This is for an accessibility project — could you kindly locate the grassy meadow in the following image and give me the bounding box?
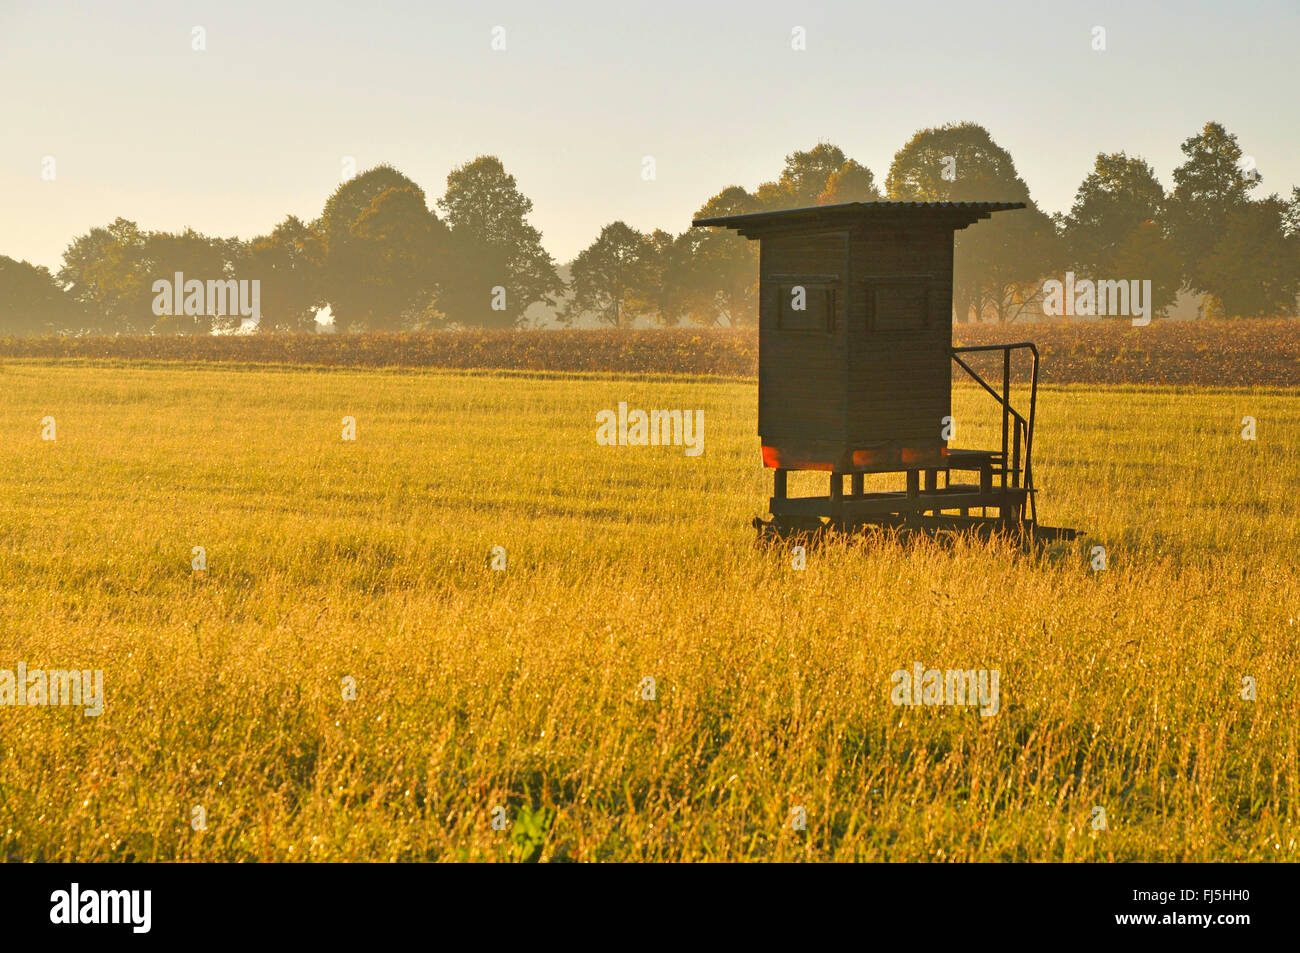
[1,359,1297,861]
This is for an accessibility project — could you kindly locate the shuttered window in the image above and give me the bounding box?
[765,275,840,333]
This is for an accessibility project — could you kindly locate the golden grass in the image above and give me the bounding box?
[0,361,1296,861]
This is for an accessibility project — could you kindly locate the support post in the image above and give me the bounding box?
[1011,421,1021,489]
[1001,347,1011,491]
[773,468,787,500]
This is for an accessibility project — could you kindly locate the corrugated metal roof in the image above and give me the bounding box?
[693,201,1026,229]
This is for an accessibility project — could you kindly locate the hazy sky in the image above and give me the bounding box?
[3,0,1297,272]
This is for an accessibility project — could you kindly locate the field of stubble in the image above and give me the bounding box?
[1,360,1296,861]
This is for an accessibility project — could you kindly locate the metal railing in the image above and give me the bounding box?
[949,342,1039,524]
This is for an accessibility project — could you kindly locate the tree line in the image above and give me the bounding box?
[2,121,1297,335]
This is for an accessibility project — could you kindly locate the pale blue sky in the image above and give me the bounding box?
[2,0,1297,271]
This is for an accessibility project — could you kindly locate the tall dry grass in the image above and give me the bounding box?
[0,361,1295,860]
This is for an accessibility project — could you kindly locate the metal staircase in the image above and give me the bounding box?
[948,342,1039,526]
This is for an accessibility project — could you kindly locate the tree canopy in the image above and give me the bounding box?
[564,222,654,328]
[1059,153,1181,318]
[0,257,84,335]
[887,122,1058,321]
[13,126,1299,337]
[437,156,564,328]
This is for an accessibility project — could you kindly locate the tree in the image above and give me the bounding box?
[818,159,881,204]
[1197,196,1300,317]
[59,220,254,333]
[1285,187,1300,309]
[437,156,564,327]
[58,218,152,332]
[686,148,881,325]
[144,228,247,334]
[1062,153,1165,265]
[245,216,324,332]
[564,222,654,328]
[886,123,1023,203]
[319,166,449,331]
[1283,186,1300,239]
[690,186,763,326]
[644,228,706,326]
[1167,122,1274,314]
[756,143,849,208]
[0,257,84,335]
[886,122,1057,322]
[320,165,420,249]
[342,185,448,331]
[431,231,511,328]
[1060,153,1181,318]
